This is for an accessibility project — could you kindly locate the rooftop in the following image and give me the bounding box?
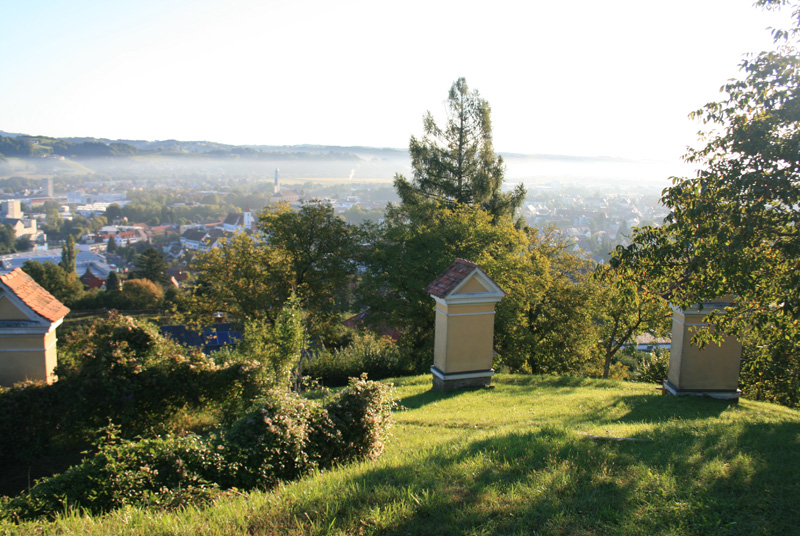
[0,268,70,322]
[425,258,479,298]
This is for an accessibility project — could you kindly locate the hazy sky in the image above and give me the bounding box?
[0,0,791,164]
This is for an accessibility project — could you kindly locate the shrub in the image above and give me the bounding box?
[0,381,74,466]
[0,314,255,469]
[304,332,409,386]
[1,377,397,520]
[116,278,164,309]
[220,389,319,489]
[2,426,227,521]
[633,348,670,383]
[232,293,306,391]
[322,375,397,461]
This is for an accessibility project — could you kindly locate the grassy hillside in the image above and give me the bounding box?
[4,374,799,535]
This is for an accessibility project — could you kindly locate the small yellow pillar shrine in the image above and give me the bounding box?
[426,259,505,391]
[663,297,742,400]
[0,268,70,386]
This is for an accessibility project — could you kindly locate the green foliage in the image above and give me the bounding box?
[633,348,670,384]
[21,261,84,306]
[117,278,164,309]
[360,203,532,370]
[0,136,34,157]
[1,377,397,521]
[0,314,259,475]
[394,77,526,223]
[132,247,169,286]
[303,332,409,386]
[0,224,16,254]
[232,293,306,391]
[593,267,672,379]
[2,427,226,521]
[105,270,120,292]
[0,380,70,467]
[259,201,360,339]
[8,376,800,534]
[322,375,396,462]
[187,232,292,324]
[220,390,321,489]
[609,5,800,406]
[59,235,77,274]
[360,203,608,376]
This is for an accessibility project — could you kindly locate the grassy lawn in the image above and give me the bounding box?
[4,374,800,535]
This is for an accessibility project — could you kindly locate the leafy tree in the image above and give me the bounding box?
[394,77,526,223]
[105,270,121,293]
[132,248,169,286]
[0,136,34,157]
[0,224,15,254]
[187,233,292,324]
[14,236,32,252]
[117,278,164,310]
[59,235,77,274]
[233,293,306,390]
[259,201,360,337]
[106,236,117,253]
[495,232,601,375]
[21,261,84,305]
[610,1,800,406]
[105,203,123,223]
[360,203,546,371]
[593,268,671,379]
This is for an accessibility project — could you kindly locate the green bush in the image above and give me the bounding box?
[322,375,397,461]
[2,377,397,520]
[1,426,227,521]
[633,348,670,383]
[0,314,257,469]
[220,389,320,489]
[0,381,74,466]
[304,332,409,386]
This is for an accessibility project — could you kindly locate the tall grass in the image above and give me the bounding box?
[4,374,799,535]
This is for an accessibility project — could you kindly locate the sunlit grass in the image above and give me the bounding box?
[4,374,800,535]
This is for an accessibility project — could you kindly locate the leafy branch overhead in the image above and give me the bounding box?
[610,2,800,406]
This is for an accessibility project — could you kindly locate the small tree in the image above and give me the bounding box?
[59,234,76,274]
[105,270,121,293]
[117,278,164,310]
[234,293,306,391]
[394,77,526,223]
[22,260,84,305]
[132,248,169,286]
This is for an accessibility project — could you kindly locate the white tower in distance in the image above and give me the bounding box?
[274,168,280,194]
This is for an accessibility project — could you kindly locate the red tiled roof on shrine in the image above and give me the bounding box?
[425,258,479,298]
[0,268,70,322]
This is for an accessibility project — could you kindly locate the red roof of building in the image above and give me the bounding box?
[425,258,479,298]
[0,268,70,322]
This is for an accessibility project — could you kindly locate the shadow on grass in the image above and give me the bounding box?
[261,400,800,536]
[399,387,478,410]
[399,374,608,411]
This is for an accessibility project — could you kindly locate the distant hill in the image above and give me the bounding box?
[0,130,684,186]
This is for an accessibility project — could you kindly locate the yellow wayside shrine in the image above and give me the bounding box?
[663,297,742,400]
[0,269,70,386]
[426,259,505,391]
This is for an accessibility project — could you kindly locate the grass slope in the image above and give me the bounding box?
[4,374,800,535]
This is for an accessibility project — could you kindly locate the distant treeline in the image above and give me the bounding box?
[0,135,138,159]
[0,135,363,161]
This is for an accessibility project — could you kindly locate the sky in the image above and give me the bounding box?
[0,0,793,168]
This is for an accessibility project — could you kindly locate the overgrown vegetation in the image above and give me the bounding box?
[2,375,798,535]
[0,313,397,520]
[1,377,395,521]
